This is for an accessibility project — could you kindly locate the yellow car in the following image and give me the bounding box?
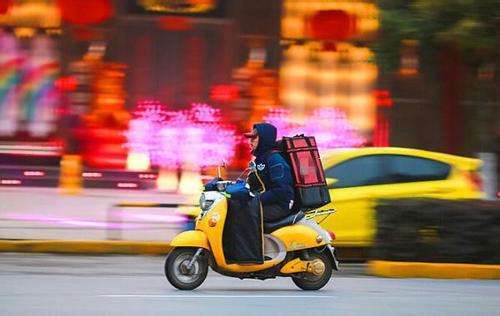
[318,147,483,248]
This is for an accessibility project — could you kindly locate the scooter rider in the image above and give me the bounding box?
[244,122,295,222]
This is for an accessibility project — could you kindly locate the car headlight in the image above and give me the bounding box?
[199,193,214,211]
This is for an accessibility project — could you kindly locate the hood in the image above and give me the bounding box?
[253,122,277,157]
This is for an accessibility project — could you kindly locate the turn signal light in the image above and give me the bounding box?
[208,217,218,227]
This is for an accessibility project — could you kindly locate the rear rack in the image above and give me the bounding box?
[304,208,336,220]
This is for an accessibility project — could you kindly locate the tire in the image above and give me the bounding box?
[165,248,208,290]
[292,249,333,291]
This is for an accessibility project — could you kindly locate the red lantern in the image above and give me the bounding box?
[308,10,357,41]
[210,84,239,102]
[374,89,393,108]
[0,0,12,15]
[55,76,77,92]
[57,0,114,25]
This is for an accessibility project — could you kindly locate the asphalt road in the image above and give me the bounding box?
[1,254,499,316]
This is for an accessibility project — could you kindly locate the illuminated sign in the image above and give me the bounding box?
[138,0,217,14]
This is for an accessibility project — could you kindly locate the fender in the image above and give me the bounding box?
[324,245,339,271]
[170,230,210,250]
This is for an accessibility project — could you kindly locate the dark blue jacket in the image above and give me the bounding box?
[252,123,295,211]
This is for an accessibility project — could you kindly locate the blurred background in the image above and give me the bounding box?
[0,0,498,251]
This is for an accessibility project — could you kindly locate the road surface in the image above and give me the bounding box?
[1,253,499,315]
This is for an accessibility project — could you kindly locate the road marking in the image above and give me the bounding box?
[101,294,334,299]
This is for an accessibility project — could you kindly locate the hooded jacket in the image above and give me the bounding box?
[252,123,295,211]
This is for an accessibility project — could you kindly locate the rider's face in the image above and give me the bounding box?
[249,134,259,151]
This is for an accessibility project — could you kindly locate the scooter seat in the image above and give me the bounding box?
[264,211,305,234]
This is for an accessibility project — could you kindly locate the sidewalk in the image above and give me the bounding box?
[0,187,197,244]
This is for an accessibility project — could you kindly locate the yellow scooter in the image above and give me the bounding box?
[165,179,339,291]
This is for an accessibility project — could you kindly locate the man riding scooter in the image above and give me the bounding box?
[165,122,338,291]
[244,123,296,222]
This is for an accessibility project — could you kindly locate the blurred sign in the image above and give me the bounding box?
[58,0,114,25]
[138,0,218,14]
[157,16,192,30]
[0,1,60,28]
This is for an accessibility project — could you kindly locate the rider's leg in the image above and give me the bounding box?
[262,204,291,222]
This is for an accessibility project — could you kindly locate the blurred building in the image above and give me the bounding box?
[105,0,281,126]
[0,0,61,140]
[1,1,494,171]
[280,1,379,140]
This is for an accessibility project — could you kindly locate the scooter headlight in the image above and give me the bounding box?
[199,193,214,211]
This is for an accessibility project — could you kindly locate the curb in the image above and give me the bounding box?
[367,260,500,279]
[0,240,172,255]
[0,240,366,261]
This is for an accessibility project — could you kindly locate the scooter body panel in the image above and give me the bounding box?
[195,197,228,266]
[271,223,329,251]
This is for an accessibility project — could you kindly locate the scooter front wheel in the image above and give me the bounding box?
[165,247,208,290]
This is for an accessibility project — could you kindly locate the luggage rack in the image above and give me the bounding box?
[304,208,336,221]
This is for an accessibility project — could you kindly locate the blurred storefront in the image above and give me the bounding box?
[279,0,379,141]
[0,0,61,141]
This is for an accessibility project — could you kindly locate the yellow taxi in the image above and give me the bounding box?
[318,147,483,247]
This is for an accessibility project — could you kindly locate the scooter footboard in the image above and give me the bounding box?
[170,230,210,250]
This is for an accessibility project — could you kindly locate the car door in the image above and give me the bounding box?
[319,154,455,247]
[320,155,383,247]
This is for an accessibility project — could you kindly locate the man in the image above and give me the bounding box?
[244,122,295,222]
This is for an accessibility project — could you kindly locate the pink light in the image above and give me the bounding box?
[2,213,185,229]
[138,173,156,179]
[82,172,103,178]
[125,100,169,165]
[23,171,45,176]
[1,179,21,185]
[117,182,138,188]
[304,108,366,149]
[62,220,108,228]
[126,102,237,169]
[117,213,187,223]
[264,107,366,152]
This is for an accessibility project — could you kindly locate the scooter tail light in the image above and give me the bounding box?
[328,231,336,241]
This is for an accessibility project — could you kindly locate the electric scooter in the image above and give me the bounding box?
[164,174,339,291]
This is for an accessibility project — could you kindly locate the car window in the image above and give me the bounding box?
[325,154,451,189]
[385,155,451,183]
[325,155,385,188]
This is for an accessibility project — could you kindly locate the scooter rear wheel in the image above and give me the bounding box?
[165,247,208,290]
[292,250,332,291]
